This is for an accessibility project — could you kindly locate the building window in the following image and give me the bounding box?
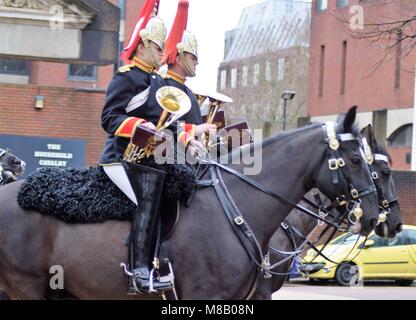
[242,65,248,87]
[387,124,413,147]
[395,30,402,90]
[118,0,126,19]
[265,61,272,82]
[231,67,237,89]
[319,45,325,97]
[336,0,348,8]
[220,69,227,90]
[341,41,347,95]
[253,63,260,85]
[68,64,97,81]
[277,58,285,81]
[0,59,29,75]
[316,0,328,12]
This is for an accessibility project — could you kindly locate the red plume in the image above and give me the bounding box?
[121,0,160,64]
[162,0,189,65]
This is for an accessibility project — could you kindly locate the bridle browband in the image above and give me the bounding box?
[0,148,9,185]
[0,148,8,160]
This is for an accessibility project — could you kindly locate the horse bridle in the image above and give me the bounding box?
[272,136,399,270]
[0,148,8,185]
[203,122,378,283]
[361,138,399,224]
[0,148,8,160]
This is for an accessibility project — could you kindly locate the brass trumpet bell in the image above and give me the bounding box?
[193,91,209,108]
[205,92,233,125]
[155,86,191,131]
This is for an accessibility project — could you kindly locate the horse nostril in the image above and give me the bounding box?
[12,159,21,165]
[395,223,403,233]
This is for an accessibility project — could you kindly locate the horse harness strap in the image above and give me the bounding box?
[0,148,7,160]
[362,138,399,224]
[324,124,377,205]
[0,149,7,185]
[211,162,341,229]
[210,166,264,299]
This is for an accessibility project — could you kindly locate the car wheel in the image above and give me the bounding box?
[395,280,414,286]
[335,263,359,286]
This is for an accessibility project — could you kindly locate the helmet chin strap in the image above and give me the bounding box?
[143,40,161,69]
[179,52,196,77]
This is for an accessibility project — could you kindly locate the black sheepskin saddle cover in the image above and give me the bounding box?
[17,163,195,224]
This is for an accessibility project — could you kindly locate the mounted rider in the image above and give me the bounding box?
[99,0,176,294]
[99,0,215,294]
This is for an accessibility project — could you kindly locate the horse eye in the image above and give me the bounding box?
[351,157,361,166]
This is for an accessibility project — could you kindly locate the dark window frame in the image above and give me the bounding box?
[387,124,413,147]
[68,64,97,81]
[341,41,347,95]
[316,0,328,12]
[336,0,349,8]
[319,45,325,97]
[0,59,30,76]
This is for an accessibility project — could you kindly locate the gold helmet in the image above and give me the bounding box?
[121,0,166,63]
[140,16,167,51]
[177,30,198,59]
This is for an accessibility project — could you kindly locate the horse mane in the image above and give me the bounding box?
[372,136,393,164]
[222,123,322,163]
[261,123,322,149]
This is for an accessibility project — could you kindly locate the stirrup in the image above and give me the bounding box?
[120,263,173,294]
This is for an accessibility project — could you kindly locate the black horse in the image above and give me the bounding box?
[0,108,400,299]
[0,148,25,185]
[266,124,402,295]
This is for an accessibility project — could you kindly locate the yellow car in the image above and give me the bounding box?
[301,225,416,286]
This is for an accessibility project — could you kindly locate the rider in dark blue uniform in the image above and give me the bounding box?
[99,0,182,294]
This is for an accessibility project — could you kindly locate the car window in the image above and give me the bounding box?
[387,232,405,247]
[369,232,405,248]
[331,233,361,245]
[369,234,389,247]
[405,229,416,245]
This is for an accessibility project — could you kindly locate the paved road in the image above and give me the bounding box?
[272,280,416,300]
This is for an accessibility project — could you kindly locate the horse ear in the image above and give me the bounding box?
[360,124,372,139]
[343,106,357,133]
[362,124,378,149]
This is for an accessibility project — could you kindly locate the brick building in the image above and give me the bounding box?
[0,0,145,175]
[217,0,311,137]
[308,0,415,171]
[308,0,415,224]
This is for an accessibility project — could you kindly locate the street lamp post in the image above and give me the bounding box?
[281,90,296,131]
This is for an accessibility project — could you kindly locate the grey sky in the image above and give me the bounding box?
[158,0,267,93]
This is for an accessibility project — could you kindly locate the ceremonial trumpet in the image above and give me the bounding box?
[193,92,208,108]
[124,86,191,163]
[155,86,192,130]
[201,92,233,148]
[205,92,233,125]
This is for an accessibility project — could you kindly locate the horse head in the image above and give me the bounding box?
[0,148,25,184]
[360,125,402,238]
[311,106,381,236]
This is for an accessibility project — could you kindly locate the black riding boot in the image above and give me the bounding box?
[122,161,173,293]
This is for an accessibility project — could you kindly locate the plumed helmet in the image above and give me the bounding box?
[163,0,198,65]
